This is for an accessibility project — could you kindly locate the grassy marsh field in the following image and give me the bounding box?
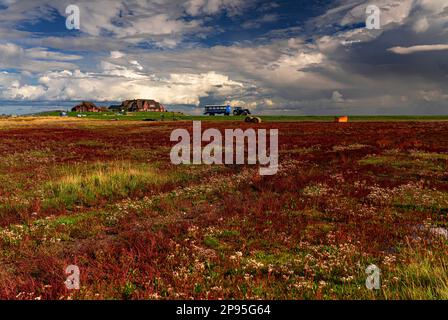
[31,111,448,122]
[0,117,447,299]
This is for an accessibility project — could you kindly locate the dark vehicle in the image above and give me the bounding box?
[204,105,251,116]
[233,107,251,116]
[204,105,232,116]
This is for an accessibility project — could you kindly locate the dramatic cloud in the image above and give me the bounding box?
[0,0,447,114]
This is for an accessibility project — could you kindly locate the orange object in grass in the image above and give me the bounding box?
[335,116,349,123]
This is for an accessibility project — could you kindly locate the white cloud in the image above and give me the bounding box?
[413,18,429,33]
[184,0,247,16]
[2,64,244,105]
[339,0,414,28]
[25,47,81,61]
[332,91,344,103]
[388,44,448,54]
[110,51,125,59]
[419,90,448,102]
[416,0,448,14]
[0,42,80,72]
[0,72,47,100]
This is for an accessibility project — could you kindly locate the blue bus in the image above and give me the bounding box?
[204,105,251,116]
[204,105,232,116]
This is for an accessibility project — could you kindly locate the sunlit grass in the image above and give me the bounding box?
[359,153,446,172]
[385,249,448,299]
[410,151,448,161]
[45,161,172,209]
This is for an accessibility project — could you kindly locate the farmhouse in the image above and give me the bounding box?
[111,99,167,112]
[72,101,102,113]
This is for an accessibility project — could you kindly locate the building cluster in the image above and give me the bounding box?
[72,99,167,113]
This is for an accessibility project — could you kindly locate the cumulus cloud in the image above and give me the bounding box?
[0,71,47,100]
[1,61,243,105]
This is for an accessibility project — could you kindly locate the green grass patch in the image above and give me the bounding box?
[359,154,446,173]
[44,161,173,209]
[252,250,298,266]
[204,235,221,249]
[384,250,448,299]
[410,151,448,161]
[73,140,107,147]
[218,229,240,238]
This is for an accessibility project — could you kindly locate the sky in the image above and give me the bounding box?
[0,0,447,115]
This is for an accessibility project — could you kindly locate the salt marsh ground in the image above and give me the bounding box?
[0,117,447,299]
